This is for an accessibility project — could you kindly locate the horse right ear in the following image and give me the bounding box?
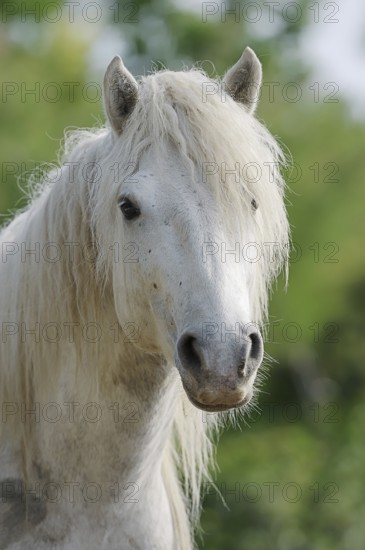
[103,56,138,136]
[223,47,262,114]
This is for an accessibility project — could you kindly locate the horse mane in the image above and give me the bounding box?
[0,67,289,549]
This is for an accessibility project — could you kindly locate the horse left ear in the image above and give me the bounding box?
[103,55,139,135]
[223,47,262,114]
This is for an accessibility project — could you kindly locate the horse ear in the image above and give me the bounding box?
[223,47,262,114]
[103,56,138,135]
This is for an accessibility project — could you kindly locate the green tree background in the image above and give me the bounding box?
[1,1,364,548]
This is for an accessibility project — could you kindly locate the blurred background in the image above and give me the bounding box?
[1,1,364,548]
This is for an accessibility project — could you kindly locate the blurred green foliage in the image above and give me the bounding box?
[1,1,364,548]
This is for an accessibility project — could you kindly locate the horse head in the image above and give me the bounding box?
[100,48,288,413]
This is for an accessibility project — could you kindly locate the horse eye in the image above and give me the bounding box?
[251,198,258,211]
[118,198,141,220]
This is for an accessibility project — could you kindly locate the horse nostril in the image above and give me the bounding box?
[177,333,202,373]
[248,331,263,362]
[237,331,263,378]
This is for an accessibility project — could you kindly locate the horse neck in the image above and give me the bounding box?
[26,301,181,487]
[84,348,180,484]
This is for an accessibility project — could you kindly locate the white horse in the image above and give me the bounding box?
[0,47,289,549]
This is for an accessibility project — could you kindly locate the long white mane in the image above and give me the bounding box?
[0,67,289,548]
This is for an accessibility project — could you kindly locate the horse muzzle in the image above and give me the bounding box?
[175,326,263,412]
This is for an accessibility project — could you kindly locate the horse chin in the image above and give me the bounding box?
[182,385,252,413]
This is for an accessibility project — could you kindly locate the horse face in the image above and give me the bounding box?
[104,50,267,412]
[111,146,263,412]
